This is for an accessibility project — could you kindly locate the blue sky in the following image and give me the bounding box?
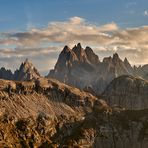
[0,0,147,31]
[0,0,148,75]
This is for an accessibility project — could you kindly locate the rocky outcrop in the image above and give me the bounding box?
[85,46,100,64]
[103,75,148,110]
[0,78,110,147]
[54,108,148,148]
[48,43,135,94]
[48,43,97,89]
[0,59,41,81]
[72,43,88,63]
[0,78,148,147]
[0,77,107,118]
[14,59,41,81]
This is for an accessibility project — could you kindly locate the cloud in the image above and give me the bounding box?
[0,16,148,74]
[69,16,85,24]
[2,17,118,47]
[144,10,148,16]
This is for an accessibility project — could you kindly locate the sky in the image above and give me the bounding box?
[0,0,148,75]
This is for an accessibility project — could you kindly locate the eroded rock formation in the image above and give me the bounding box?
[48,43,136,94]
[103,75,148,110]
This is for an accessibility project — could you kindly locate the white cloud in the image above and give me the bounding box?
[0,16,148,74]
[144,10,148,16]
[1,17,119,47]
[69,16,85,24]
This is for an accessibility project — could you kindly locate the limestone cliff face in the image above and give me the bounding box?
[48,43,135,94]
[103,75,148,110]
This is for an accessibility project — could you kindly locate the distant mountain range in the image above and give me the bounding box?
[48,43,148,94]
[0,43,148,147]
[0,58,40,81]
[0,43,148,95]
[0,72,148,147]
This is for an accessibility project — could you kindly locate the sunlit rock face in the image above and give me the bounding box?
[13,59,41,81]
[0,77,110,147]
[0,77,100,118]
[0,77,147,147]
[48,43,136,94]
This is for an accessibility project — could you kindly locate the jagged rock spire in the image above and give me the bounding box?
[113,53,120,62]
[124,57,134,74]
[62,45,71,53]
[72,43,88,62]
[85,46,99,64]
[48,43,137,95]
[54,45,78,71]
[14,59,41,81]
[77,43,82,49]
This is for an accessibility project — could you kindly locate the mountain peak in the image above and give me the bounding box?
[124,57,134,74]
[62,45,71,53]
[124,57,130,66]
[48,44,138,95]
[85,46,93,53]
[72,43,83,53]
[52,45,78,74]
[113,53,119,59]
[20,59,34,71]
[14,59,41,81]
[124,57,129,64]
[72,43,88,62]
[112,53,122,64]
[77,43,82,49]
[24,58,29,63]
[85,46,99,64]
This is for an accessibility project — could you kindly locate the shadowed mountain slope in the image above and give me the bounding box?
[103,75,148,110]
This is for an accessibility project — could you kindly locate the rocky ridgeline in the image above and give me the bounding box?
[0,43,148,96]
[0,44,147,111]
[0,59,40,81]
[0,78,110,117]
[48,43,145,95]
[14,59,41,81]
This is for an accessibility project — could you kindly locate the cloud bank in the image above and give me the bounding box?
[0,17,148,74]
